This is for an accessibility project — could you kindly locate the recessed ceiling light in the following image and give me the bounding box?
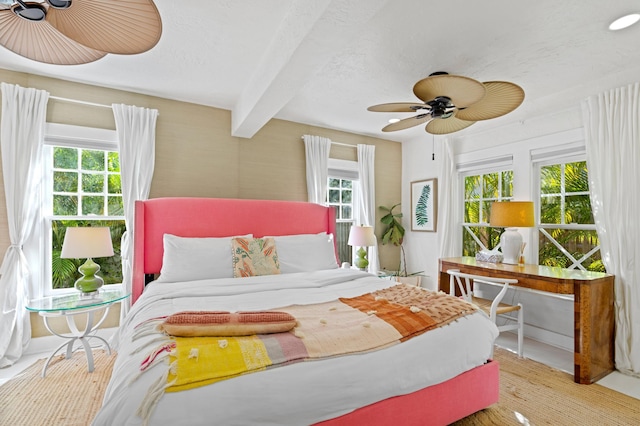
[609,13,640,31]
[388,118,400,123]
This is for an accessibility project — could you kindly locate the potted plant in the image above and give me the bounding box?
[379,203,422,285]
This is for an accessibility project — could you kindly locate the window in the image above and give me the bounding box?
[327,177,355,264]
[462,170,513,256]
[538,159,603,272]
[42,127,125,294]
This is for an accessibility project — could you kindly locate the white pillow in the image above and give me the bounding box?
[270,233,339,273]
[157,234,251,283]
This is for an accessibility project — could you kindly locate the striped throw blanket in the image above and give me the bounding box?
[136,285,477,420]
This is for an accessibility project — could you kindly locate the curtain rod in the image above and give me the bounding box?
[300,136,357,149]
[49,95,112,110]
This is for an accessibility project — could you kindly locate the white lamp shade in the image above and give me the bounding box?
[348,225,377,247]
[61,227,114,259]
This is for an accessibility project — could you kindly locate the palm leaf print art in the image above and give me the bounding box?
[415,184,431,226]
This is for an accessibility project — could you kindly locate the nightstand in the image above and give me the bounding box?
[26,288,129,377]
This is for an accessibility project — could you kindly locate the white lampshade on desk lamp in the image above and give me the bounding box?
[490,201,534,264]
[348,225,377,271]
[61,227,114,294]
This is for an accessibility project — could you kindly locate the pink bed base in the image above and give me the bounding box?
[131,197,499,425]
[315,360,499,426]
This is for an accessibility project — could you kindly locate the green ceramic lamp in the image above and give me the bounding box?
[61,227,114,295]
[348,225,377,271]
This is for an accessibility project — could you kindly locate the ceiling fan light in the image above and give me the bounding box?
[13,2,46,21]
[382,114,431,132]
[47,0,72,9]
[609,13,640,31]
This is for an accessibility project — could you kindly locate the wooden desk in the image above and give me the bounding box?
[438,257,614,384]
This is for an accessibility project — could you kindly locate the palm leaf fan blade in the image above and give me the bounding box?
[455,81,524,121]
[367,102,428,112]
[425,115,475,135]
[413,74,485,107]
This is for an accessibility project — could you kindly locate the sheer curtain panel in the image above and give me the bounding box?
[437,138,462,258]
[0,83,49,367]
[582,82,640,376]
[357,144,379,273]
[303,135,331,204]
[113,104,158,316]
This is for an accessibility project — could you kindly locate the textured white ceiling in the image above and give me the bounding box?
[1,0,639,143]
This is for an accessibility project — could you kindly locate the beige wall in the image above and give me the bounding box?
[0,69,402,337]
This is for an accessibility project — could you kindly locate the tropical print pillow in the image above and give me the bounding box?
[232,237,280,278]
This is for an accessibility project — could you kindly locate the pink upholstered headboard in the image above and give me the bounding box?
[132,197,337,303]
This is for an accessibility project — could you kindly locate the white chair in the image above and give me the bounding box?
[447,269,524,357]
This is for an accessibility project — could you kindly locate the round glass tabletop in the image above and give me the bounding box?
[26,288,130,312]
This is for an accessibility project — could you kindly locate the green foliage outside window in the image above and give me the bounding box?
[54,147,77,169]
[539,161,603,272]
[82,149,105,171]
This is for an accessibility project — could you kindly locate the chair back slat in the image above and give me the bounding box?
[446,269,519,320]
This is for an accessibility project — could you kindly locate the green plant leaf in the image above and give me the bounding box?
[379,203,405,246]
[51,250,78,288]
[415,185,431,226]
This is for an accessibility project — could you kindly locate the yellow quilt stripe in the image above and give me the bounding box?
[166,335,272,392]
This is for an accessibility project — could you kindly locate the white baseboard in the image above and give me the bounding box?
[26,327,118,356]
[501,325,573,352]
[524,324,573,352]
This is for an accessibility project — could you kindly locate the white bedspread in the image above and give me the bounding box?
[92,269,498,426]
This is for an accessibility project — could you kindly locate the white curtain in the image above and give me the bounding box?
[113,104,158,318]
[357,144,379,273]
[437,138,462,258]
[582,83,640,377]
[0,83,49,367]
[303,135,331,204]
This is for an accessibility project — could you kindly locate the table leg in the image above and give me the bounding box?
[574,278,615,384]
[39,306,112,377]
[41,338,76,378]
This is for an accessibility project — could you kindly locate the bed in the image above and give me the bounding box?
[93,197,499,426]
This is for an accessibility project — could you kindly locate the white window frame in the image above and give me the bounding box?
[327,177,356,221]
[37,124,122,296]
[327,158,359,264]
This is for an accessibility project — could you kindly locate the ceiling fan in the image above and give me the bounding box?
[368,72,525,135]
[0,0,162,65]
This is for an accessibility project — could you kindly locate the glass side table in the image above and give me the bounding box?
[26,288,130,378]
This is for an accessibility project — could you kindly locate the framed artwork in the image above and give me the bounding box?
[411,178,438,232]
